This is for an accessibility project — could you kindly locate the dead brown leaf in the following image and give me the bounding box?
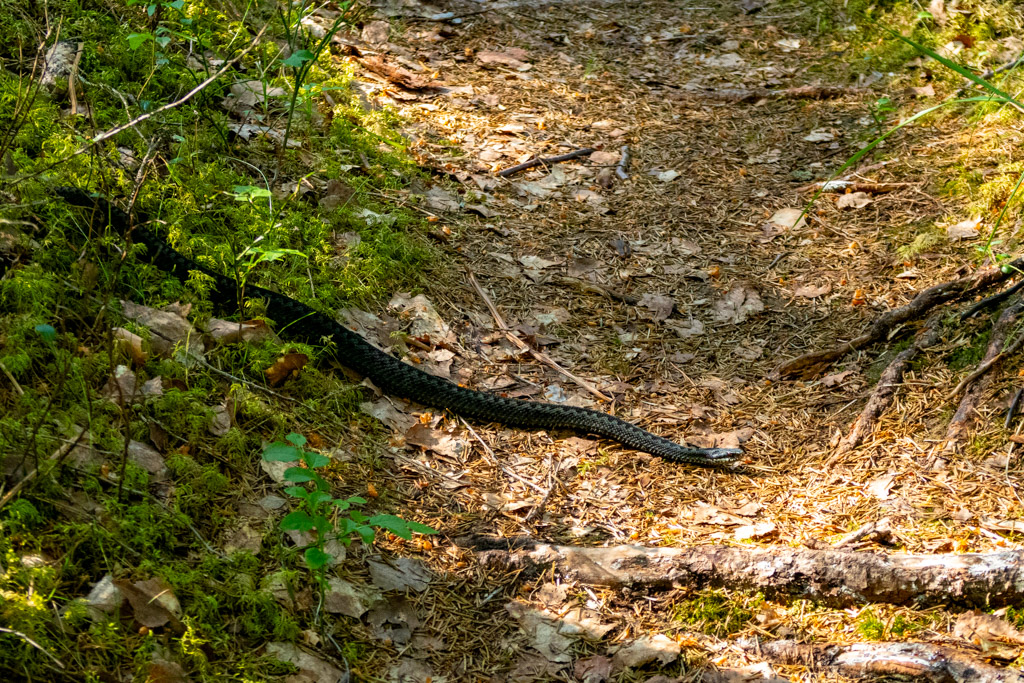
[712,283,764,324]
[264,352,308,386]
[115,577,182,630]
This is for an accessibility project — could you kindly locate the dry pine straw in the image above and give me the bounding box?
[321,0,1024,677]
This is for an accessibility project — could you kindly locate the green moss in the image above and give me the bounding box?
[856,608,887,640]
[670,590,762,636]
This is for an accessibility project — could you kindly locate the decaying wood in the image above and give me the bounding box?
[774,259,1024,380]
[737,639,1024,683]
[834,313,942,454]
[945,301,1024,447]
[464,538,1024,608]
[496,147,595,178]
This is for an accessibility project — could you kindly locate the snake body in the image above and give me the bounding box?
[58,187,742,467]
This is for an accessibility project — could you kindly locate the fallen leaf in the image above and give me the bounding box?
[145,658,189,683]
[222,80,286,115]
[612,634,680,670]
[388,293,454,344]
[947,216,982,241]
[127,440,168,480]
[821,370,854,387]
[319,178,356,210]
[102,365,162,406]
[115,577,182,630]
[712,283,764,324]
[768,208,807,231]
[113,327,147,365]
[119,300,204,361]
[670,318,705,338]
[803,129,834,142]
[205,318,273,344]
[589,150,620,165]
[404,422,469,458]
[388,658,435,683]
[955,610,1024,646]
[575,655,613,683]
[264,352,308,386]
[638,293,676,321]
[368,596,419,646]
[324,577,382,618]
[867,472,897,500]
[519,254,562,269]
[505,601,573,664]
[209,401,232,436]
[477,50,531,70]
[793,282,832,298]
[734,521,777,541]
[686,502,748,526]
[775,38,801,51]
[360,55,434,89]
[837,192,873,209]
[367,557,432,593]
[657,170,680,182]
[266,642,343,683]
[360,399,419,434]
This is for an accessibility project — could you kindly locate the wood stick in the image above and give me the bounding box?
[466,270,612,402]
[496,148,595,178]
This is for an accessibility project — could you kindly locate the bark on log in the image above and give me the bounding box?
[774,259,1024,380]
[464,538,1024,608]
[738,639,1024,683]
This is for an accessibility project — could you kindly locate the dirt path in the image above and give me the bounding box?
[340,1,1024,680]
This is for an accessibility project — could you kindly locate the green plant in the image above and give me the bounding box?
[856,608,886,640]
[276,1,354,158]
[261,433,436,607]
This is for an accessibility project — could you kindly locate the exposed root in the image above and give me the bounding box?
[737,640,1024,683]
[774,259,1024,380]
[463,538,1024,608]
[944,300,1024,450]
[833,313,942,454]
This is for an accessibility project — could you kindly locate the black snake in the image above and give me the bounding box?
[57,187,742,467]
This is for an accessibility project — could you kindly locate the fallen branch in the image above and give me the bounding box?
[799,180,914,194]
[496,148,595,178]
[833,312,942,454]
[945,301,1024,449]
[463,538,1024,608]
[738,639,1024,683]
[774,259,1024,380]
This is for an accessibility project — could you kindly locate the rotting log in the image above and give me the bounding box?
[463,538,1024,609]
[737,639,1024,683]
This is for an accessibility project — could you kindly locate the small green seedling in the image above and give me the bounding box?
[262,432,436,575]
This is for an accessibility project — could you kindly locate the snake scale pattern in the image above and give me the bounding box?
[57,187,742,467]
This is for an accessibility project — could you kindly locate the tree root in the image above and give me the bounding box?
[462,537,1024,609]
[944,299,1024,451]
[773,260,1024,380]
[832,313,942,455]
[737,639,1024,683]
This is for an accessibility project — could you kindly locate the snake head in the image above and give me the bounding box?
[700,448,744,461]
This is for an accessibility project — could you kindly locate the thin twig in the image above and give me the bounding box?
[0,426,87,511]
[459,417,547,494]
[0,359,23,395]
[466,270,611,401]
[496,147,595,178]
[961,279,1024,321]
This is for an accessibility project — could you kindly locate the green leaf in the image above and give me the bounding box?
[263,442,299,462]
[127,33,153,50]
[304,546,332,570]
[286,432,307,447]
[280,510,315,532]
[168,0,185,9]
[281,49,315,69]
[306,453,330,469]
[356,525,375,544]
[231,185,273,201]
[34,325,56,342]
[283,467,314,483]
[307,491,332,507]
[283,486,309,499]
[368,514,414,540]
[346,496,367,506]
[405,520,438,535]
[155,35,172,48]
[331,499,351,511]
